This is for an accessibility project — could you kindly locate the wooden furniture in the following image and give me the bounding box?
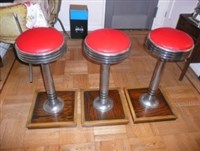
[176,13,200,80]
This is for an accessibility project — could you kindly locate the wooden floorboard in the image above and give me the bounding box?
[0,31,200,150]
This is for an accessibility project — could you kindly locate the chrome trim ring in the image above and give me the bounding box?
[15,42,66,64]
[145,37,193,61]
[83,43,131,64]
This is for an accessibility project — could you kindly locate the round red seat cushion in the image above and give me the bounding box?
[149,27,194,52]
[84,29,131,54]
[16,27,64,55]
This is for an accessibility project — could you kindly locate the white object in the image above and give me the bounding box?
[0,42,10,58]
[190,63,200,77]
[25,2,48,28]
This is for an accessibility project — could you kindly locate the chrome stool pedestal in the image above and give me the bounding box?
[125,27,194,123]
[93,64,113,112]
[15,27,77,128]
[139,60,166,108]
[41,64,64,114]
[82,29,131,126]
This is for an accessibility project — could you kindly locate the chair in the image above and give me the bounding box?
[0,3,29,86]
[15,27,77,129]
[125,27,194,123]
[82,29,131,126]
[48,0,67,35]
[0,0,66,83]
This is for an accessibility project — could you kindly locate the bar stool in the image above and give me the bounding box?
[15,27,77,128]
[125,27,194,123]
[82,28,131,126]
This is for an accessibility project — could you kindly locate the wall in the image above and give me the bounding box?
[54,0,106,31]
[151,0,171,29]
[152,0,197,29]
[56,0,197,31]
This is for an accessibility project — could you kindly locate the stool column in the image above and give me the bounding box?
[139,59,166,108]
[93,64,113,112]
[41,64,64,114]
[125,27,193,123]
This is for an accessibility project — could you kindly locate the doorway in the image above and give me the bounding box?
[105,0,159,29]
[162,0,196,27]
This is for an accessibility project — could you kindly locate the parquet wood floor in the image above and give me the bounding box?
[0,31,200,151]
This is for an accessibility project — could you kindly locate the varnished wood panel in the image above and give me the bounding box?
[125,88,176,123]
[82,89,129,127]
[27,91,77,129]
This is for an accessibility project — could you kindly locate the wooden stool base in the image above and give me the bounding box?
[81,89,129,127]
[125,88,176,123]
[27,91,77,129]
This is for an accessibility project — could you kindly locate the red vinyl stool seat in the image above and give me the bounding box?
[15,27,76,128]
[125,27,194,123]
[15,27,65,64]
[84,29,131,64]
[82,29,131,126]
[146,27,193,61]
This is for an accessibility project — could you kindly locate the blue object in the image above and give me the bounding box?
[70,5,88,20]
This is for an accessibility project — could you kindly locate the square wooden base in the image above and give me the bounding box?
[81,89,129,127]
[27,91,77,129]
[125,88,176,123]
